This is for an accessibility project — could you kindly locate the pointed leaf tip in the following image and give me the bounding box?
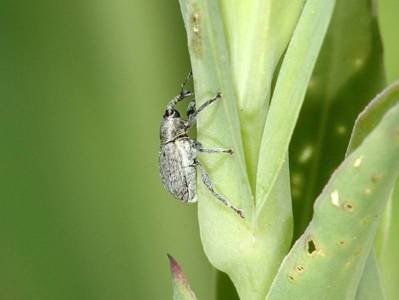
[167,254,183,282]
[167,254,198,300]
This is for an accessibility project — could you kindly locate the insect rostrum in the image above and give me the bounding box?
[159,73,244,218]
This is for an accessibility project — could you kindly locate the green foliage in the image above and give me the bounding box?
[348,81,399,152]
[255,0,335,219]
[355,254,385,300]
[290,0,386,239]
[220,0,305,191]
[379,180,399,299]
[2,0,399,300]
[178,0,335,299]
[288,1,390,298]
[176,0,399,299]
[265,102,399,299]
[350,80,399,300]
[349,81,399,300]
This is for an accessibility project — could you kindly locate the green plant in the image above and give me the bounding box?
[167,0,399,299]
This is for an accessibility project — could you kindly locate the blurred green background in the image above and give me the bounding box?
[0,1,398,299]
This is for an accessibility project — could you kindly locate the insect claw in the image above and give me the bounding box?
[234,207,245,218]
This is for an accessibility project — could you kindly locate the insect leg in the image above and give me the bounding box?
[196,161,244,218]
[194,141,233,155]
[186,100,196,118]
[187,92,222,127]
[166,72,194,111]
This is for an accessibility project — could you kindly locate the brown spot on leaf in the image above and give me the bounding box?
[344,202,354,212]
[371,174,382,183]
[306,239,317,255]
[296,265,304,273]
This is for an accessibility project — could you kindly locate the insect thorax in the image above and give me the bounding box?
[160,116,188,144]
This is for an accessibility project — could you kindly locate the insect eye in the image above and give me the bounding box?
[164,109,173,117]
[164,109,180,118]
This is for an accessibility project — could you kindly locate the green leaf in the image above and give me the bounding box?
[255,0,336,218]
[219,0,305,191]
[290,0,386,238]
[348,80,399,152]
[286,1,388,298]
[378,179,399,300]
[179,0,253,220]
[355,254,385,300]
[179,0,338,297]
[178,1,306,299]
[265,103,399,299]
[348,81,399,300]
[349,80,399,300]
[168,255,198,300]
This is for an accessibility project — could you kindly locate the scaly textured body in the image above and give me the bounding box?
[159,138,197,202]
[158,73,243,217]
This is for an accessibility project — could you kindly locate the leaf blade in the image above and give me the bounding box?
[348,80,399,153]
[178,1,304,298]
[347,84,399,300]
[168,255,198,300]
[179,0,254,219]
[378,179,399,300]
[290,0,386,238]
[220,0,305,191]
[266,103,399,299]
[355,254,386,300]
[350,80,399,300]
[256,0,336,218]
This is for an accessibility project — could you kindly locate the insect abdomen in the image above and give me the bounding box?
[159,139,196,202]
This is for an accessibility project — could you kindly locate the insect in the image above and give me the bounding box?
[159,72,243,218]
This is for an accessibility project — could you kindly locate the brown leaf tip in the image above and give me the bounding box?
[167,254,198,299]
[167,254,180,273]
[167,254,186,284]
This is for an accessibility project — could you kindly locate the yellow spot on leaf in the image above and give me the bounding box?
[354,58,364,69]
[345,261,352,269]
[292,173,303,186]
[353,155,364,168]
[331,190,340,207]
[336,125,347,135]
[298,145,313,163]
[364,187,372,196]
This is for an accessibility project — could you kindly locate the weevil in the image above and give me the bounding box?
[159,73,244,218]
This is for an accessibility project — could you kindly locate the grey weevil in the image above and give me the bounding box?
[159,72,244,218]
